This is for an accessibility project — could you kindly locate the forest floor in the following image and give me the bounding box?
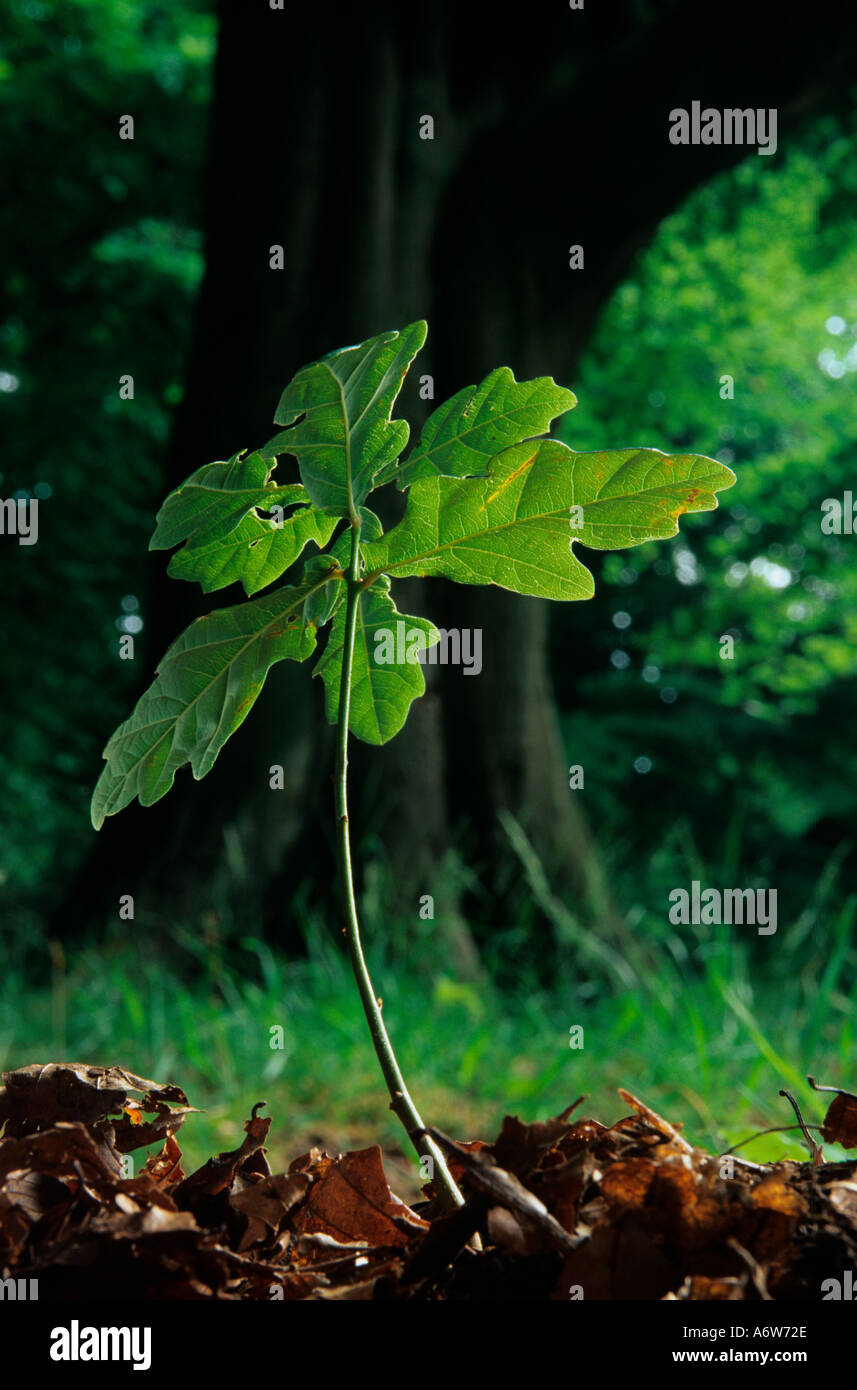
[2,1061,856,1301]
[3,905,855,1299]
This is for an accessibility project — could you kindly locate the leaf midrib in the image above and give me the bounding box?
[364,468,720,583]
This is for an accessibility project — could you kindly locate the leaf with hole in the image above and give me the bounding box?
[167,502,338,596]
[395,367,576,488]
[150,451,302,554]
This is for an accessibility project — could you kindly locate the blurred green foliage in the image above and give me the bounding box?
[0,0,214,901]
[556,120,857,910]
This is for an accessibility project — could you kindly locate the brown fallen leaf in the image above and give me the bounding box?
[488,1101,585,1181]
[555,1214,676,1300]
[2,1170,70,1223]
[292,1146,428,1249]
[532,1151,595,1233]
[600,1157,658,1212]
[616,1089,694,1153]
[485,1203,561,1257]
[143,1132,185,1188]
[819,1091,857,1149]
[668,1274,748,1300]
[229,1172,309,1252]
[750,1169,807,1217]
[0,1191,30,1263]
[422,1126,583,1256]
[174,1106,271,1208]
[0,1122,116,1189]
[0,1063,190,1137]
[101,1100,199,1156]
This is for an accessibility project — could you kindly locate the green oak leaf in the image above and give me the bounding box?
[261,321,426,514]
[363,440,735,601]
[395,367,576,488]
[92,319,742,831]
[90,570,340,828]
[167,502,338,596]
[315,580,439,745]
[302,552,349,628]
[150,451,300,553]
[300,509,384,629]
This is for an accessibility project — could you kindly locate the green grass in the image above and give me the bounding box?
[2,845,855,1200]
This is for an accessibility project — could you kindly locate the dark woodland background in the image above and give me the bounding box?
[1,0,856,1170]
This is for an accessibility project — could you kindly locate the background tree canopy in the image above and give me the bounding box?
[0,0,213,905]
[557,122,857,915]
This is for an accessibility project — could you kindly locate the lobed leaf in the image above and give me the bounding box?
[150,452,301,553]
[363,440,736,600]
[301,551,350,629]
[261,322,426,513]
[167,504,338,596]
[90,568,342,828]
[315,581,439,745]
[395,367,576,488]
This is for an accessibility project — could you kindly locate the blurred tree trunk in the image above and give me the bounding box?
[53,0,857,952]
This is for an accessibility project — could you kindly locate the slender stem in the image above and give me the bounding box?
[334,518,464,1211]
